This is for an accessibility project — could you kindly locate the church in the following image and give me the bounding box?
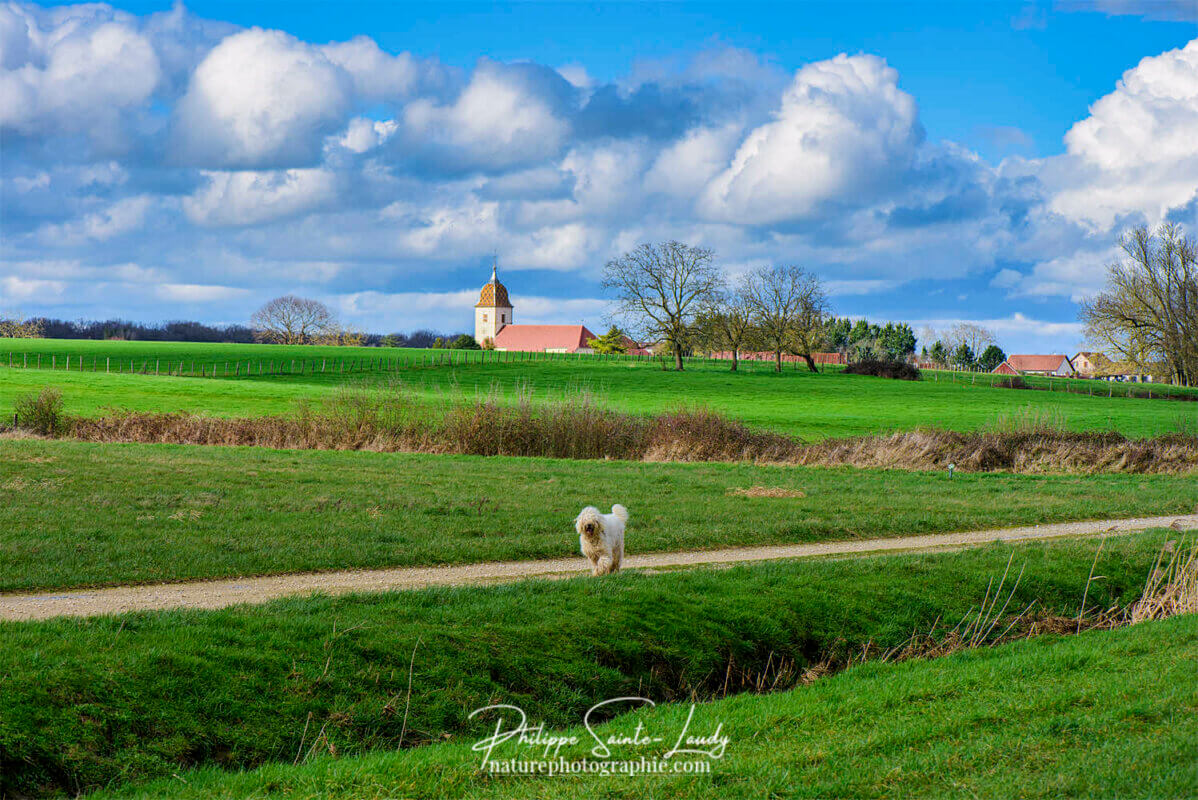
[473,263,600,353]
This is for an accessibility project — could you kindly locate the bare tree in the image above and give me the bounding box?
[742,264,830,372]
[696,285,758,371]
[945,323,996,359]
[1081,224,1197,386]
[0,312,44,338]
[250,295,338,345]
[603,241,722,371]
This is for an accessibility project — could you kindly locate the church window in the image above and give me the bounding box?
[482,314,488,322]
[501,314,506,323]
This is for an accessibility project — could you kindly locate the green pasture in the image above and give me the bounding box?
[95,612,1198,800]
[3,531,1187,797]
[0,338,435,370]
[3,438,1196,592]
[4,340,1198,440]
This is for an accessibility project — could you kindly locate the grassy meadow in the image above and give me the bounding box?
[2,531,1184,797]
[4,437,1197,591]
[3,339,1198,440]
[93,612,1198,800]
[3,338,1197,799]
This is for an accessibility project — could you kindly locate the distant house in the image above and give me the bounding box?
[1071,352,1112,377]
[991,360,1020,376]
[621,337,653,356]
[1103,362,1155,383]
[1002,354,1075,376]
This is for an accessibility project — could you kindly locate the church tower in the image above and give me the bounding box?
[474,259,513,345]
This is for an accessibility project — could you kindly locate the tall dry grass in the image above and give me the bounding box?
[715,536,1198,700]
[792,428,1198,473]
[43,385,1198,473]
[68,386,796,463]
[1127,539,1198,623]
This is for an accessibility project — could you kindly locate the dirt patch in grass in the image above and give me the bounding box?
[728,486,807,498]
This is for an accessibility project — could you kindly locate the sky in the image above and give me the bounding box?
[2,0,1198,352]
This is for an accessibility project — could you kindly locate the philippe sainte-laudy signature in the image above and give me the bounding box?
[468,697,729,767]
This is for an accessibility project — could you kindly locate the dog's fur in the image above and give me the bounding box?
[576,504,628,576]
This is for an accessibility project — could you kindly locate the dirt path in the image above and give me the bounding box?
[3,514,1194,622]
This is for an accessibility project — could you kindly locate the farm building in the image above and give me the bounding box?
[1101,362,1156,382]
[474,264,649,354]
[1071,351,1112,376]
[999,354,1076,376]
[991,360,1020,376]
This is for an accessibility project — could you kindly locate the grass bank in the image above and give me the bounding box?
[5,348,1198,440]
[95,612,1198,800]
[0,532,1184,797]
[50,389,1198,473]
[3,438,1198,591]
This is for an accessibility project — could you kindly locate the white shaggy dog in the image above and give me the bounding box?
[576,504,628,576]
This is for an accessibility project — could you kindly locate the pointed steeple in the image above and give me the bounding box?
[476,257,511,308]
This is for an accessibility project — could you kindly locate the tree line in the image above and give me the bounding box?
[602,240,950,372]
[0,303,465,349]
[919,323,1005,372]
[603,241,833,372]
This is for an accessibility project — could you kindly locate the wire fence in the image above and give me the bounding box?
[0,347,701,378]
[2,347,1195,400]
[921,366,1198,401]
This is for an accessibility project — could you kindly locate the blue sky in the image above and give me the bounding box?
[3,0,1198,352]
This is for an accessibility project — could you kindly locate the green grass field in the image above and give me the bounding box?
[5,336,1197,398]
[95,612,1198,800]
[4,340,1198,440]
[0,338,438,371]
[2,531,1181,797]
[4,438,1196,592]
[4,339,1196,800]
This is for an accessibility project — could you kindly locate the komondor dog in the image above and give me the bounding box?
[575,504,628,576]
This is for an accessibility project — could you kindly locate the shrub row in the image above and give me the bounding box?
[844,359,922,380]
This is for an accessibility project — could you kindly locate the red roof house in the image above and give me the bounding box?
[492,324,597,353]
[621,336,653,356]
[1004,354,1075,376]
[991,360,1019,376]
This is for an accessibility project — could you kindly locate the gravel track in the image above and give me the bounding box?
[3,513,1194,622]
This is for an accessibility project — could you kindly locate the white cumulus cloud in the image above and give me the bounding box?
[699,54,922,224]
[172,28,352,168]
[1051,38,1198,228]
[183,169,340,226]
[399,60,573,173]
[0,4,160,140]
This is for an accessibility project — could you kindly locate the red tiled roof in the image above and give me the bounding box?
[991,360,1019,375]
[1006,354,1072,373]
[620,336,652,356]
[493,324,596,352]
